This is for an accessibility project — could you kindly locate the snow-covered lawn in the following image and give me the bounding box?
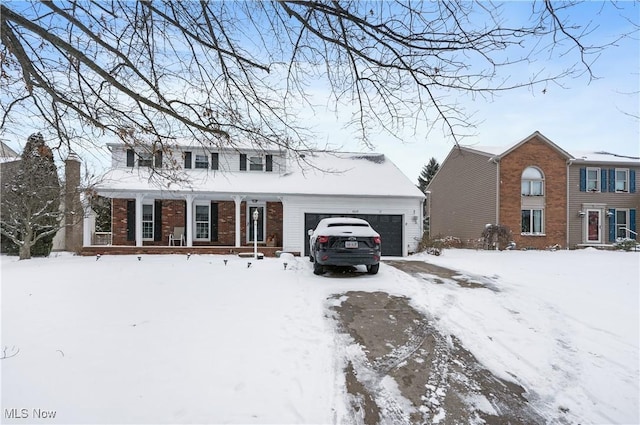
[1,249,638,424]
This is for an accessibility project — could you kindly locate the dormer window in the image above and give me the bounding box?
[126,148,162,168]
[139,152,153,167]
[249,156,263,171]
[240,153,274,172]
[195,154,209,169]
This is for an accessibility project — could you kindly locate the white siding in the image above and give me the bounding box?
[282,195,423,257]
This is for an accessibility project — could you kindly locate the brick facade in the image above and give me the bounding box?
[111,198,283,247]
[499,136,567,249]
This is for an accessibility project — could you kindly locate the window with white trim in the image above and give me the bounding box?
[195,204,210,240]
[249,156,264,171]
[521,167,544,196]
[615,169,629,192]
[616,209,629,238]
[142,204,154,240]
[522,209,544,234]
[586,167,600,192]
[139,152,153,167]
[195,154,209,169]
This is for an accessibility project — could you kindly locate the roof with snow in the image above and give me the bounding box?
[96,152,425,199]
[458,131,639,165]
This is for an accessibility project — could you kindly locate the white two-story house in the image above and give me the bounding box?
[90,142,425,257]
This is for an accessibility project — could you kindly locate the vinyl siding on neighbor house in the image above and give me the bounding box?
[427,148,497,242]
[567,163,640,247]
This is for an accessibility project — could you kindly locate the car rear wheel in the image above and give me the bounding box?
[367,264,379,275]
[313,259,324,275]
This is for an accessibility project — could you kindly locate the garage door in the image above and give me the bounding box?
[304,213,403,257]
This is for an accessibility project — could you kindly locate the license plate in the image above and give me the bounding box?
[345,241,358,248]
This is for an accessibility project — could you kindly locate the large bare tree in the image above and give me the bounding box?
[1,1,636,164]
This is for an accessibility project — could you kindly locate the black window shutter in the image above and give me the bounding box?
[210,202,218,242]
[266,155,273,172]
[211,153,219,170]
[154,200,162,241]
[240,154,247,171]
[184,151,192,169]
[126,200,135,241]
[155,151,163,168]
[126,149,135,167]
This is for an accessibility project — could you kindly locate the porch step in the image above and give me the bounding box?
[238,252,264,259]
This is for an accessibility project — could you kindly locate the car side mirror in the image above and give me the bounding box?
[307,229,313,236]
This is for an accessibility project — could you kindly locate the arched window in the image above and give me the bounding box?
[521,167,544,196]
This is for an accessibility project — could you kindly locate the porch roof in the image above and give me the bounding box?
[95,151,425,199]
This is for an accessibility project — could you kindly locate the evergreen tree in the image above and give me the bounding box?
[417,157,439,194]
[1,133,62,259]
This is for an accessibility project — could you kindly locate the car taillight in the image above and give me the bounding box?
[318,235,329,244]
[374,236,381,244]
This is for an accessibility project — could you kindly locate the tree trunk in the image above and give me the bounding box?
[19,227,33,260]
[19,243,32,260]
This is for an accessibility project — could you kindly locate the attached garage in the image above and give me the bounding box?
[304,213,404,256]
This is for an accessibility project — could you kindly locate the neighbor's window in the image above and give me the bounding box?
[195,154,209,169]
[195,204,210,240]
[616,209,629,238]
[249,156,264,171]
[586,167,600,192]
[615,169,629,192]
[522,209,544,234]
[142,204,154,239]
[521,167,544,196]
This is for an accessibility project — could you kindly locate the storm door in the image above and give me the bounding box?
[586,209,601,243]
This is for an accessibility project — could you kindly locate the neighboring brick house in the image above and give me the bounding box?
[426,131,638,249]
[92,143,425,256]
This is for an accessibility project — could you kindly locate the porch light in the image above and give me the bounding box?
[578,211,586,217]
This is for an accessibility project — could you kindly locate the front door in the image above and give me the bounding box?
[586,209,601,243]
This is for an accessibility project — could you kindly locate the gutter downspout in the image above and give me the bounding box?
[490,157,500,224]
[566,159,575,249]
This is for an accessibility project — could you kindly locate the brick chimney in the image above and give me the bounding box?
[64,152,83,252]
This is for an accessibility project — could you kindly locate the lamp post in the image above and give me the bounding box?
[252,208,259,259]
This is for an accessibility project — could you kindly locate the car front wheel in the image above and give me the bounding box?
[367,264,379,275]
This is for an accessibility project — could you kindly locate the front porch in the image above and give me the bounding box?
[81,245,296,257]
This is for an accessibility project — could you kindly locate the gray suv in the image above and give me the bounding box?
[308,217,381,275]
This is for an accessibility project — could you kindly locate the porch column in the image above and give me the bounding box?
[135,193,143,247]
[233,195,244,247]
[278,196,287,251]
[185,194,195,247]
[82,205,92,247]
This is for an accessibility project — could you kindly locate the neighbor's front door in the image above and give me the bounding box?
[586,209,601,243]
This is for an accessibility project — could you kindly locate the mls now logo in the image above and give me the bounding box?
[4,408,57,419]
